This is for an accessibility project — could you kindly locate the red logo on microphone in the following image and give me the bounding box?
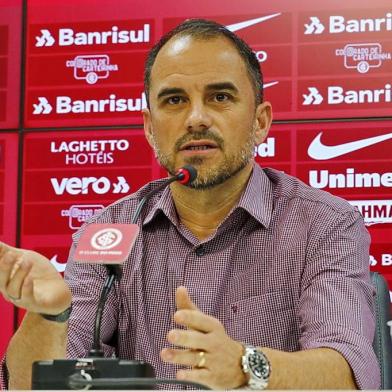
[74,223,139,264]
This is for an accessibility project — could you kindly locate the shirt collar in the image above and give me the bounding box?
[142,163,274,229]
[142,184,179,227]
[236,163,273,228]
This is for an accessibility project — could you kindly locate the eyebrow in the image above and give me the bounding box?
[157,88,186,100]
[205,82,239,94]
[156,82,239,100]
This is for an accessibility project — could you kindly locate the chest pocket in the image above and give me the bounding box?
[224,290,300,351]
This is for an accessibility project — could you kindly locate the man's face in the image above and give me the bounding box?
[143,35,271,189]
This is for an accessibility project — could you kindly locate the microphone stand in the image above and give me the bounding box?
[88,264,119,358]
[32,166,202,390]
[32,264,155,390]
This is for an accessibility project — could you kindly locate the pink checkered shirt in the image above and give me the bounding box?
[0,164,380,389]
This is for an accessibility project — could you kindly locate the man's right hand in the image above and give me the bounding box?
[0,242,71,316]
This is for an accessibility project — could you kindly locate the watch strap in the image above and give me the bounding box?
[40,305,72,323]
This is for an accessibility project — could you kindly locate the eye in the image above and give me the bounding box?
[214,93,230,102]
[166,96,184,105]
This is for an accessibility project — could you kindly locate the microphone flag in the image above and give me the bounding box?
[74,223,139,264]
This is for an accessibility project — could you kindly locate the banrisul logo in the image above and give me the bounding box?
[302,84,392,106]
[35,29,55,47]
[304,17,325,34]
[304,12,392,35]
[302,87,323,105]
[35,24,151,47]
[33,97,53,114]
[32,93,147,115]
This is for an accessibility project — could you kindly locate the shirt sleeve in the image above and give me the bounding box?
[299,209,381,390]
[64,242,119,359]
[0,356,8,390]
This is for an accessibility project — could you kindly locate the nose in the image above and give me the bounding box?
[185,101,212,132]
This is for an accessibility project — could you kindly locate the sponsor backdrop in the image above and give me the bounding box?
[0,0,391,357]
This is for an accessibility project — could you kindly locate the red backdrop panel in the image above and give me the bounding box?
[0,132,19,358]
[1,0,390,343]
[0,0,22,129]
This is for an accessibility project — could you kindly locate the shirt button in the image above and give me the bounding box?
[195,246,206,257]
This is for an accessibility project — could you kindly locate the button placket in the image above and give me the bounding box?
[195,245,206,257]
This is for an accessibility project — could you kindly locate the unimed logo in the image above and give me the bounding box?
[35,24,151,47]
[32,93,147,115]
[51,176,130,195]
[309,168,392,189]
[304,12,392,35]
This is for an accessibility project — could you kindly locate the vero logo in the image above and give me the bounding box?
[302,87,323,105]
[51,176,130,195]
[35,29,55,47]
[304,17,325,34]
[33,97,53,114]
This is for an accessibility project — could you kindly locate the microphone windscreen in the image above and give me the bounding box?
[176,165,197,185]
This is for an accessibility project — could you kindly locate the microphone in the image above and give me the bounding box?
[87,165,197,357]
[131,165,197,224]
[88,165,197,356]
[32,166,201,390]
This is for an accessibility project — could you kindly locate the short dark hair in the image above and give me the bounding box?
[144,18,263,107]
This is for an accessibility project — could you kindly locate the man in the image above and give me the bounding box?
[0,19,380,389]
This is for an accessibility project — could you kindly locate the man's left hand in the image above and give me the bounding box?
[160,286,247,389]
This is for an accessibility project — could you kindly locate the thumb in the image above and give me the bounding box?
[175,286,198,311]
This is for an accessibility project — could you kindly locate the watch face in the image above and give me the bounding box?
[249,351,269,379]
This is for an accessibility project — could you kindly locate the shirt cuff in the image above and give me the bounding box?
[301,326,381,390]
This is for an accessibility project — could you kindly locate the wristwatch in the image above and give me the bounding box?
[241,345,271,390]
[40,305,72,323]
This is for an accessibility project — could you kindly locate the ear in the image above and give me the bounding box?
[142,108,155,148]
[253,101,273,144]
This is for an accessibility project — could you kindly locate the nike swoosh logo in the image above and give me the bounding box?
[308,131,392,160]
[226,13,282,32]
[264,81,279,89]
[50,255,66,272]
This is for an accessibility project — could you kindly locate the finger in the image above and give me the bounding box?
[0,250,18,291]
[21,274,34,300]
[174,309,223,333]
[161,348,209,368]
[166,328,210,350]
[176,286,198,311]
[6,258,32,301]
[0,242,12,258]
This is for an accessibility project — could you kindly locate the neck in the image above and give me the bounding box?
[170,162,254,240]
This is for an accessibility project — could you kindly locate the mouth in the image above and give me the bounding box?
[179,140,219,152]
